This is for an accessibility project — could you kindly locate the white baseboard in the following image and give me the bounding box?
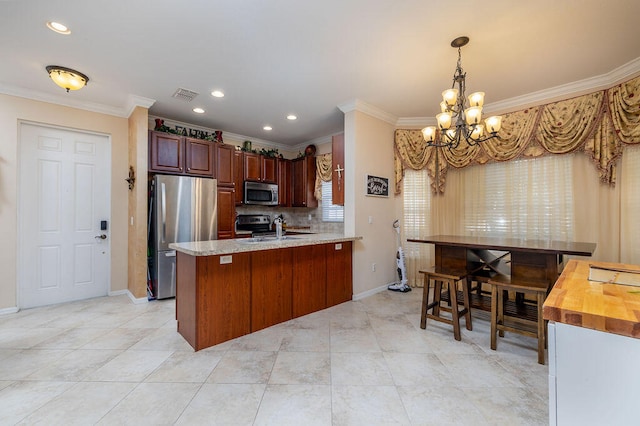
[109,289,148,305]
[0,306,19,316]
[353,283,389,301]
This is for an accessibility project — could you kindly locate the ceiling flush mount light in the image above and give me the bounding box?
[263,126,272,131]
[421,36,502,150]
[211,90,224,98]
[193,107,205,114]
[286,114,297,121]
[46,65,89,92]
[46,21,71,35]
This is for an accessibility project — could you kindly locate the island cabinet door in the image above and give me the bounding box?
[196,252,251,349]
[176,251,251,351]
[251,248,293,332]
[326,241,353,307]
[292,244,327,318]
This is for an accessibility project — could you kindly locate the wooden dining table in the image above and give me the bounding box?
[407,235,597,317]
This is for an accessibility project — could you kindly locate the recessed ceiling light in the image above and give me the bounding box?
[46,21,71,35]
[193,107,205,114]
[263,126,272,131]
[287,114,297,120]
[211,90,224,98]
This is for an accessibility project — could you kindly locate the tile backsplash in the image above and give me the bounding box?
[236,204,344,234]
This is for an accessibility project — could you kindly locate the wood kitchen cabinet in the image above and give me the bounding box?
[234,151,244,205]
[148,131,214,177]
[243,152,261,182]
[292,156,318,207]
[326,241,353,307]
[277,158,291,207]
[176,240,355,351]
[215,143,235,186]
[176,251,251,350]
[243,152,277,183]
[217,186,236,239]
[185,137,214,177]
[261,156,277,183]
[292,245,327,317]
[149,131,184,174]
[251,248,293,332]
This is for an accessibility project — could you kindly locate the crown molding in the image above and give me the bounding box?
[338,99,398,125]
[395,116,436,128]
[0,83,156,118]
[399,56,640,122]
[487,57,640,114]
[125,95,155,117]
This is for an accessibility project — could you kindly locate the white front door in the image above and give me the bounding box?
[18,123,111,309]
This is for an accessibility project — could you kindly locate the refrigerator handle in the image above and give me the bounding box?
[161,182,167,243]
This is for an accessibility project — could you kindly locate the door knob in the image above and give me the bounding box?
[94,234,107,240]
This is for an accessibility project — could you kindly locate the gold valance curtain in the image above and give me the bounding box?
[314,153,332,200]
[395,74,640,194]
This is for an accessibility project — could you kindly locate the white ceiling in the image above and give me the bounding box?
[2,0,640,147]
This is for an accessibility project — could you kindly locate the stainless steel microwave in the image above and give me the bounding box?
[244,181,279,206]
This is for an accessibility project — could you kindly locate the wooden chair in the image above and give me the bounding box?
[488,275,548,364]
[419,268,472,341]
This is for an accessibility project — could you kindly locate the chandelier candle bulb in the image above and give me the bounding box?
[422,126,437,142]
[468,92,485,107]
[465,106,483,125]
[485,115,503,133]
[442,89,458,106]
[470,125,484,140]
[436,112,452,129]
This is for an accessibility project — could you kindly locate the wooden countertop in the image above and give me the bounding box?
[170,233,361,256]
[543,259,640,339]
[408,235,596,256]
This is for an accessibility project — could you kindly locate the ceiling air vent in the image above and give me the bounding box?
[172,88,199,102]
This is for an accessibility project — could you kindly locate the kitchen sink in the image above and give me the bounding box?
[237,236,303,244]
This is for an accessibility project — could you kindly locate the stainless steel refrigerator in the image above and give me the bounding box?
[149,175,217,299]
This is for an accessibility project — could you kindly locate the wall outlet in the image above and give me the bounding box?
[372,262,376,272]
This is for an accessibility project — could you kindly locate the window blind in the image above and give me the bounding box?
[321,180,343,222]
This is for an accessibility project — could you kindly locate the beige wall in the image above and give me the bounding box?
[344,110,400,297]
[0,94,129,310]
[128,107,149,299]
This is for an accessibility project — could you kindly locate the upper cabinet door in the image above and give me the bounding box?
[277,158,291,207]
[185,138,214,177]
[234,151,244,205]
[215,144,235,186]
[332,133,345,206]
[149,131,184,174]
[261,156,277,183]
[292,156,318,208]
[243,152,261,182]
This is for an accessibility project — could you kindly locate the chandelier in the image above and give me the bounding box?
[421,36,502,149]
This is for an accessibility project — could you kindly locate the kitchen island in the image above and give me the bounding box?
[543,259,640,425]
[170,233,361,351]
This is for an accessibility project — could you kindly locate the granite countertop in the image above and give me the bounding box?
[543,259,640,339]
[170,233,362,256]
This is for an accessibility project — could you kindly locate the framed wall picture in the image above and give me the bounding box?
[365,174,389,197]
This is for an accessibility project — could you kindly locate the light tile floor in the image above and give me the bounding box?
[0,289,549,425]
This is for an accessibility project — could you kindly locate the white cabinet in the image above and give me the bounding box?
[548,321,640,426]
